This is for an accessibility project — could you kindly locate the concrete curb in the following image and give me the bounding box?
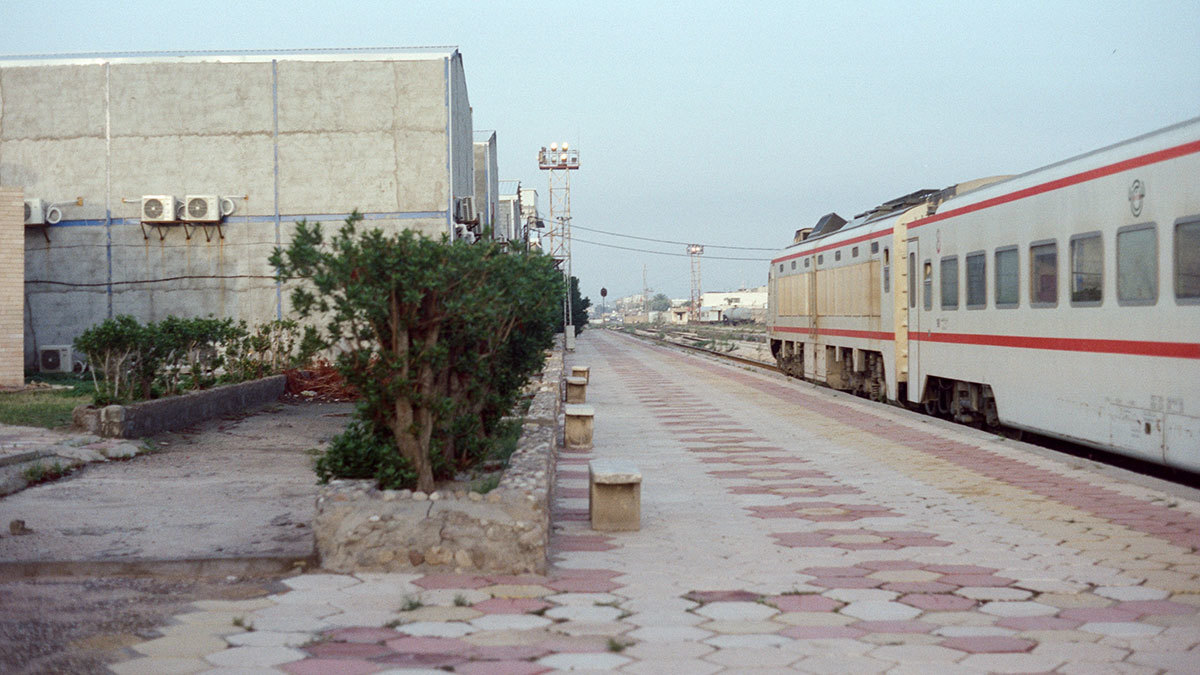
[72,375,288,438]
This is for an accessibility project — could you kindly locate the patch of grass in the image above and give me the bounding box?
[231,616,254,631]
[0,375,94,429]
[607,637,628,652]
[453,594,469,607]
[471,473,501,495]
[401,595,423,611]
[22,461,72,484]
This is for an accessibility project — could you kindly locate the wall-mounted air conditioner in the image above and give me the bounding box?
[39,345,73,373]
[455,196,477,224]
[183,195,220,222]
[141,195,177,223]
[24,199,63,226]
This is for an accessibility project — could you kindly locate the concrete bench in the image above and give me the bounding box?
[571,365,590,383]
[565,376,588,404]
[588,459,641,531]
[564,404,594,449]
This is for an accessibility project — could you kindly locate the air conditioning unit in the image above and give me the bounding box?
[454,196,477,224]
[39,345,73,374]
[24,199,45,225]
[141,195,177,223]
[183,195,221,222]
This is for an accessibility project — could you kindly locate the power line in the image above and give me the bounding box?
[568,222,778,251]
[570,236,771,262]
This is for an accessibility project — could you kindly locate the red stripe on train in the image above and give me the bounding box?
[912,332,1200,359]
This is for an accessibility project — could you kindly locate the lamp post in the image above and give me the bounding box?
[537,142,580,348]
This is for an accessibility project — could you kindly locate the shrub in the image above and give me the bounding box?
[273,213,563,491]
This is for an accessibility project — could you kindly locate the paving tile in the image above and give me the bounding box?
[203,645,309,668]
[480,584,556,598]
[867,644,966,663]
[939,636,1035,653]
[624,610,705,627]
[777,625,866,639]
[544,592,626,606]
[693,600,778,621]
[821,588,897,603]
[705,632,793,648]
[323,626,404,643]
[898,594,976,611]
[453,661,551,675]
[1078,621,1165,637]
[620,658,723,675]
[773,611,857,626]
[1034,591,1112,608]
[225,631,314,648]
[703,646,800,667]
[1095,586,1171,601]
[463,629,556,647]
[109,657,210,674]
[978,601,1059,617]
[395,621,479,637]
[280,657,381,674]
[419,589,492,606]
[411,574,490,590]
[934,625,1018,637]
[953,587,1032,601]
[383,636,472,654]
[544,604,623,623]
[536,652,631,670]
[852,620,935,634]
[472,598,552,614]
[626,625,713,643]
[788,653,894,673]
[1117,599,1198,616]
[393,605,482,623]
[839,600,921,621]
[957,653,1065,673]
[994,615,1082,631]
[132,633,230,658]
[282,574,361,592]
[624,640,715,660]
[304,641,393,659]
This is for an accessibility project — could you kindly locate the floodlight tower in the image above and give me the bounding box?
[688,244,704,321]
[537,143,580,345]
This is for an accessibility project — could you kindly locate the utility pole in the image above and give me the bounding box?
[537,142,580,350]
[642,265,649,317]
[688,244,704,322]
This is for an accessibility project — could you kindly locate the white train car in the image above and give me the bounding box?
[769,117,1200,471]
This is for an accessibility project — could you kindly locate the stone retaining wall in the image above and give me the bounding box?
[313,348,563,575]
[72,375,288,438]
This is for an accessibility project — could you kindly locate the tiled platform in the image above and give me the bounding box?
[114,330,1200,673]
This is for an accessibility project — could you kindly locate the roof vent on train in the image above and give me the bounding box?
[809,213,847,238]
[854,188,939,220]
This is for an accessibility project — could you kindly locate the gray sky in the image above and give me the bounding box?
[4,0,1199,302]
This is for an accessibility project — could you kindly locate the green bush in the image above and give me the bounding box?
[273,212,563,491]
[313,418,418,490]
[73,315,314,405]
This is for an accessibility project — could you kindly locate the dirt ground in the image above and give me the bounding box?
[0,400,353,673]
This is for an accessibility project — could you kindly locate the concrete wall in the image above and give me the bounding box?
[0,188,21,386]
[472,131,498,237]
[0,50,472,368]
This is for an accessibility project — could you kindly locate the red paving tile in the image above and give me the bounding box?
[940,636,1037,653]
[809,576,885,589]
[936,574,1015,587]
[385,636,473,654]
[800,566,873,577]
[881,582,959,594]
[466,645,552,661]
[280,658,383,675]
[555,487,589,498]
[305,642,394,659]
[545,577,622,592]
[1058,607,1142,622]
[1116,600,1198,616]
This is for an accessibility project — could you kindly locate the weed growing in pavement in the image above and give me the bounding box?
[385,619,403,629]
[401,595,423,611]
[530,606,548,616]
[453,594,469,607]
[231,616,254,631]
[607,637,628,652]
[471,473,501,494]
[22,461,72,484]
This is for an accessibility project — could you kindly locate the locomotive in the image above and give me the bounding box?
[767,117,1200,471]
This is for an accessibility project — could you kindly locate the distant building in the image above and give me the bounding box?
[473,131,499,238]
[700,286,768,323]
[497,180,522,244]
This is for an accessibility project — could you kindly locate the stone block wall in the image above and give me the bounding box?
[314,348,564,575]
[0,187,22,386]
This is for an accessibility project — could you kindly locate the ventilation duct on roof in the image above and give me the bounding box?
[809,213,847,238]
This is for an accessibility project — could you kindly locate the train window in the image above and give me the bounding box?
[835,251,842,261]
[995,246,1019,307]
[940,257,959,309]
[805,258,811,268]
[923,260,933,311]
[1069,233,1103,305]
[1176,218,1200,301]
[791,260,796,270]
[1117,224,1157,305]
[871,242,880,254]
[852,246,859,258]
[1030,240,1057,307]
[909,252,917,308]
[966,252,986,308]
[779,264,784,273]
[818,254,824,264]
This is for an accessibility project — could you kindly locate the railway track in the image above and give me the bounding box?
[614,326,1200,489]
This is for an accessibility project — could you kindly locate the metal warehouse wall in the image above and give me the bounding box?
[0,49,474,368]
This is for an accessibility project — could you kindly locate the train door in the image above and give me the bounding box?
[906,239,921,404]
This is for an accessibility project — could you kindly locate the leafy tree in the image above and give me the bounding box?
[648,293,672,312]
[271,212,562,491]
[568,276,591,332]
